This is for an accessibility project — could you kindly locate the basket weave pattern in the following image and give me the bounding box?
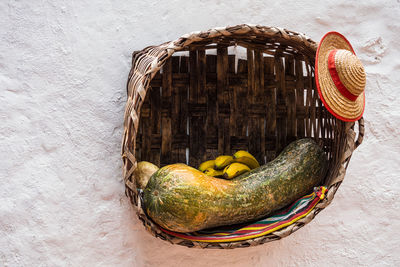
[122,24,364,249]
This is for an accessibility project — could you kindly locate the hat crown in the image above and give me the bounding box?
[332,49,366,96]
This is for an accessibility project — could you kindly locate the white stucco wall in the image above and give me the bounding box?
[1,0,399,266]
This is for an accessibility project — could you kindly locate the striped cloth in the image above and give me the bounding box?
[159,186,327,243]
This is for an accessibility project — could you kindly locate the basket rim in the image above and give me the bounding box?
[122,24,365,249]
[126,24,318,96]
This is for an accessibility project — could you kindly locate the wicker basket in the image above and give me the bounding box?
[122,24,364,249]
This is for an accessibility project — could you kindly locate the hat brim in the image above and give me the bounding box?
[315,32,365,122]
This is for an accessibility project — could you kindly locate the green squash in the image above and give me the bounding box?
[143,138,327,233]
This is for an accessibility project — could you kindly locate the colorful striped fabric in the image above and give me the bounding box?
[159,186,327,243]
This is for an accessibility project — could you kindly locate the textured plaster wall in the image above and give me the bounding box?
[1,0,399,266]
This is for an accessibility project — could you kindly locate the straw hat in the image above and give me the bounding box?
[315,32,366,122]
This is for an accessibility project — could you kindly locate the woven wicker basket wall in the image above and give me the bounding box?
[122,24,364,249]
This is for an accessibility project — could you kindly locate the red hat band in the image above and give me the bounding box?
[327,49,358,102]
